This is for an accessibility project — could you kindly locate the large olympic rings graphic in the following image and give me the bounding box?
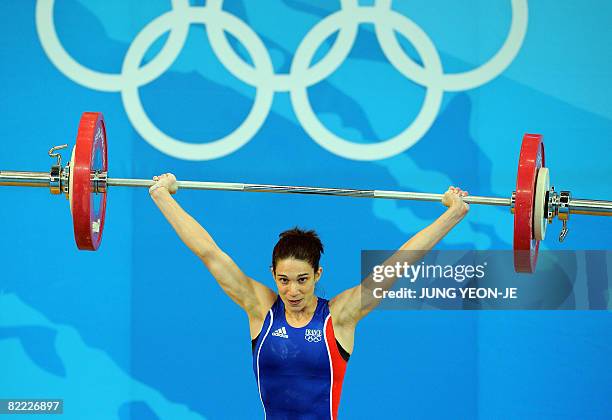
[35,0,528,161]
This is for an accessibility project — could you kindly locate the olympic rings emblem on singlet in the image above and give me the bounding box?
[305,329,322,343]
[35,0,528,161]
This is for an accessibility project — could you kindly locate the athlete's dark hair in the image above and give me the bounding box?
[272,227,324,273]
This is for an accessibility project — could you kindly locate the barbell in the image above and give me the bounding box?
[1,112,611,273]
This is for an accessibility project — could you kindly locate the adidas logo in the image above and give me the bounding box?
[271,327,289,338]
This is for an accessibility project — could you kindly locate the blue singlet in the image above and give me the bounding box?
[252,296,349,419]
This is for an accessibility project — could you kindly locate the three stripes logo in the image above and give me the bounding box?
[271,327,289,338]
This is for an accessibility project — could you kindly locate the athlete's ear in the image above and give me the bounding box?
[270,265,275,279]
[315,266,323,282]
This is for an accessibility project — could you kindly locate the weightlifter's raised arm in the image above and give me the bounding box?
[148,173,275,328]
[329,187,470,327]
[149,173,217,258]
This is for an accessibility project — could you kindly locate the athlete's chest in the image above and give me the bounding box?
[260,321,330,376]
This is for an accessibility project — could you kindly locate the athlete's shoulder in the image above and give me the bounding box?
[317,296,331,317]
[269,295,283,313]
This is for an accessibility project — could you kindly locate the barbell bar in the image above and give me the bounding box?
[1,112,611,273]
[0,170,512,205]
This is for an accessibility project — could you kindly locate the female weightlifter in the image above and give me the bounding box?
[149,173,469,419]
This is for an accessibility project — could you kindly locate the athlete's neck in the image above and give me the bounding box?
[285,296,318,326]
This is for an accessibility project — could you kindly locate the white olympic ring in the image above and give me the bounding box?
[290,6,444,160]
[120,7,275,160]
[35,0,528,161]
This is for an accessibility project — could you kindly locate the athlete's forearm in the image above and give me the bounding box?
[361,206,466,293]
[149,188,219,257]
[399,205,467,254]
[336,195,469,323]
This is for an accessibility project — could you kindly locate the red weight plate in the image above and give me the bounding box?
[513,133,545,273]
[72,112,108,251]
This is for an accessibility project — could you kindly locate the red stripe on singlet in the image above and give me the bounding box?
[325,316,348,419]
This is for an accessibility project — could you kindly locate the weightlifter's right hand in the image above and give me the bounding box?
[149,173,178,196]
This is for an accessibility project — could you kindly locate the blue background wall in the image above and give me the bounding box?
[1,1,610,419]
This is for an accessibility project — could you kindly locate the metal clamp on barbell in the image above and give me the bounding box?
[48,144,67,195]
[547,188,571,242]
[61,163,71,199]
[559,191,571,242]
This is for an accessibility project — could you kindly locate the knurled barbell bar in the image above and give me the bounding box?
[1,112,611,273]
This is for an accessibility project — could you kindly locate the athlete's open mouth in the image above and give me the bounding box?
[287,299,303,306]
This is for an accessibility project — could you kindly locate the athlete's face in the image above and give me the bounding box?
[273,258,322,312]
